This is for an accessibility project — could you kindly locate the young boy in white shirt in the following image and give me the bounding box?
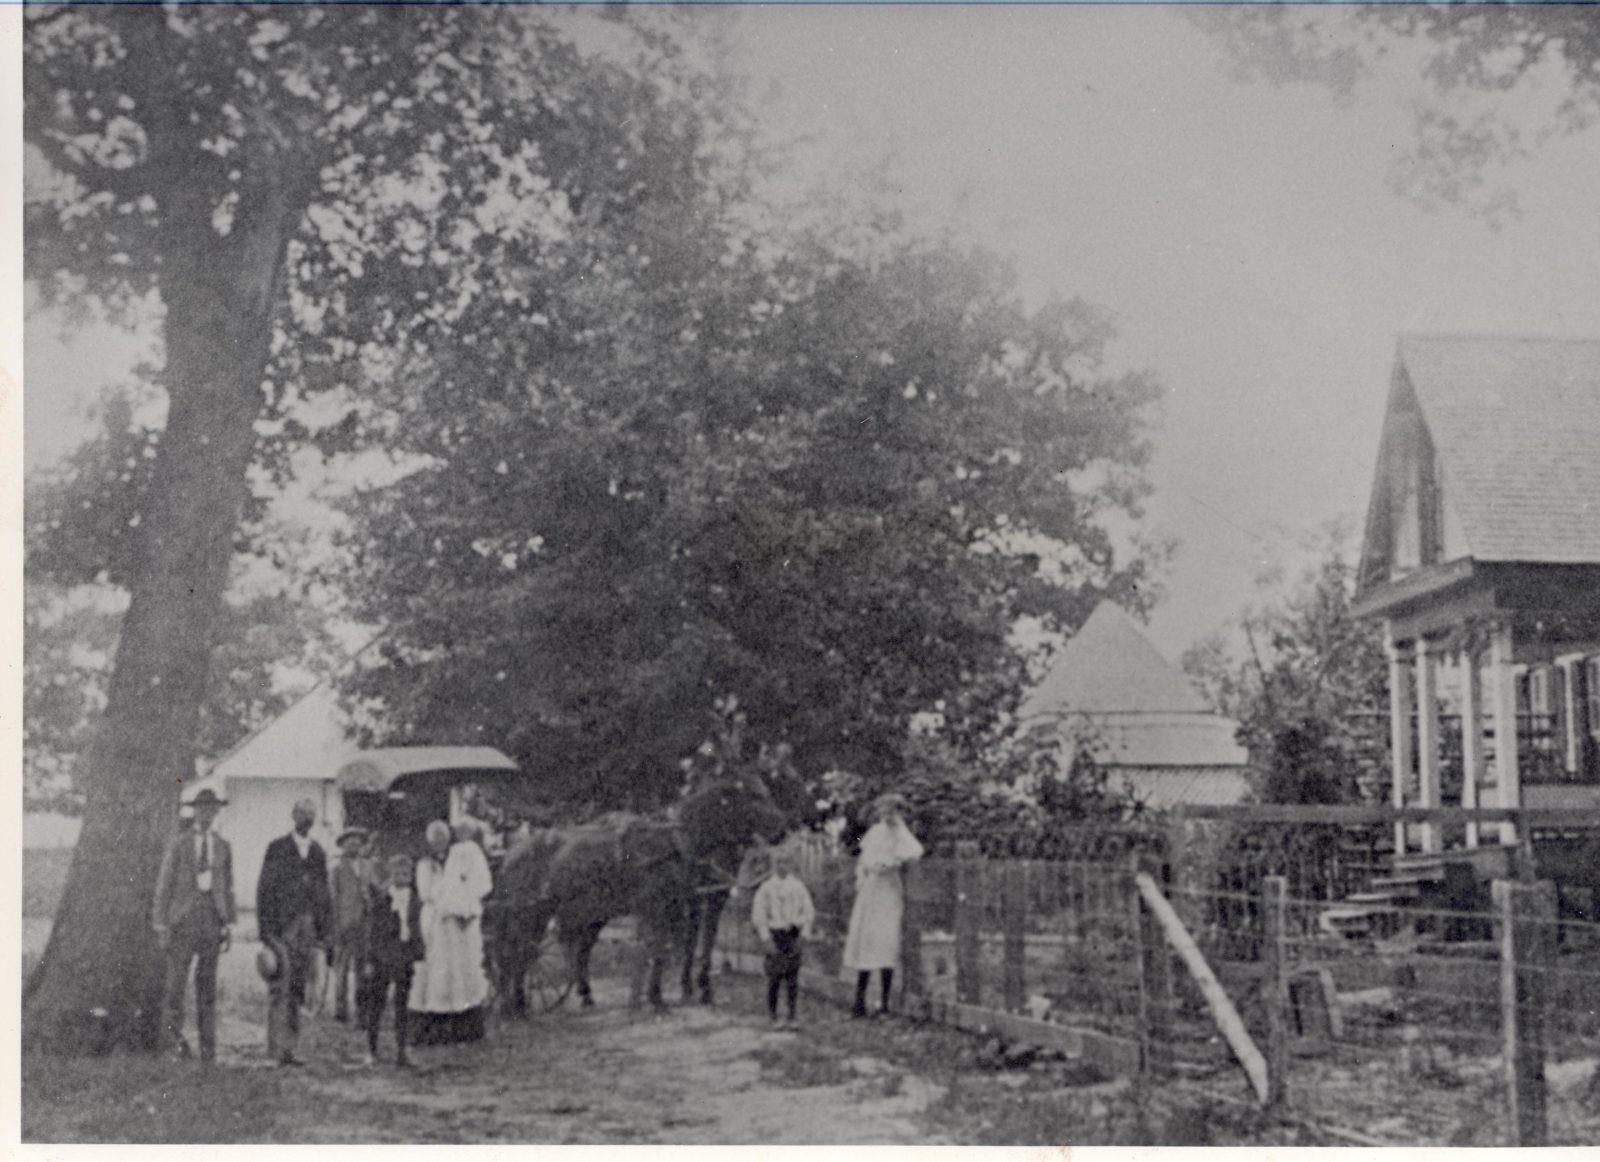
[750,848,816,1029]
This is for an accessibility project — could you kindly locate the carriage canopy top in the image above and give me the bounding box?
[335,746,520,794]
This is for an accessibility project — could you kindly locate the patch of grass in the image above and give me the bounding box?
[24,1054,290,1142]
[751,1038,856,1088]
[716,966,1321,1146]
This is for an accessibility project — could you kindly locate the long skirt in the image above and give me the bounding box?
[842,866,906,972]
[408,1005,485,1046]
[408,912,489,1045]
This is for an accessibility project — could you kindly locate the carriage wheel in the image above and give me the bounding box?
[525,952,573,1013]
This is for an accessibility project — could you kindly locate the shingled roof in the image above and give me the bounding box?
[1397,335,1600,564]
[1019,602,1248,769]
[1019,601,1211,719]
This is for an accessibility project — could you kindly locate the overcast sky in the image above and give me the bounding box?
[729,6,1600,656]
[24,6,1600,660]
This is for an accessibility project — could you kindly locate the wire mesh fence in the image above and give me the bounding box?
[716,822,1600,1145]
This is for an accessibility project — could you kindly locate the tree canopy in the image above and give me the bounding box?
[1193,3,1600,223]
[333,177,1164,812]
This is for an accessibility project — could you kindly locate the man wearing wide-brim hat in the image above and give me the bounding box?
[328,826,371,1023]
[151,788,236,1063]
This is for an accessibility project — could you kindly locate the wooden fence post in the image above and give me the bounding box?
[1002,861,1027,1014]
[1071,860,1088,945]
[1135,870,1270,1104]
[901,861,925,1008]
[954,841,983,1006]
[1165,808,1190,904]
[1133,852,1174,1080]
[1494,878,1553,1146]
[1262,875,1290,1109]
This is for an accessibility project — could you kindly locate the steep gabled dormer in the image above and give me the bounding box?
[1358,358,1470,593]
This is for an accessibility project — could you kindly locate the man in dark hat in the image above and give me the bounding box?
[256,798,332,1066]
[151,788,235,1063]
[328,826,371,1023]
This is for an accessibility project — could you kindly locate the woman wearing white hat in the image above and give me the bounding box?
[842,793,923,1019]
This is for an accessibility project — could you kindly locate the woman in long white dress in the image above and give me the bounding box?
[408,820,493,1045]
[842,793,924,1018]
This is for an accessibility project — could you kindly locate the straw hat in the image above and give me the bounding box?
[255,939,284,982]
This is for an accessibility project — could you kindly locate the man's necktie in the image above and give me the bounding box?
[198,836,210,872]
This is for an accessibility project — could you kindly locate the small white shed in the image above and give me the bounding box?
[187,687,523,911]
[1019,602,1251,809]
[184,686,354,910]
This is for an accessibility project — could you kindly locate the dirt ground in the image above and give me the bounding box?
[25,928,966,1144]
[28,920,1594,1145]
[26,921,1312,1146]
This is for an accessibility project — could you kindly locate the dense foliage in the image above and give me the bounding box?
[334,194,1163,810]
[1182,522,1389,806]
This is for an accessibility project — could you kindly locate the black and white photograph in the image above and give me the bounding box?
[12,0,1600,1147]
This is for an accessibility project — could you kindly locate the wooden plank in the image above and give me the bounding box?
[954,846,982,1006]
[901,862,925,1000]
[1135,871,1270,1105]
[1495,879,1553,1147]
[1523,784,1600,812]
[1384,583,1499,645]
[1133,853,1174,1080]
[1001,862,1026,1014]
[1351,557,1477,621]
[1262,876,1289,1108]
[1175,804,1600,826]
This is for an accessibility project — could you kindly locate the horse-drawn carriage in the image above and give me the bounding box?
[334,745,528,859]
[330,745,578,1011]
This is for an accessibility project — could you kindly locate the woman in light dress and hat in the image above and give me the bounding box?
[842,792,923,1018]
[407,820,494,1045]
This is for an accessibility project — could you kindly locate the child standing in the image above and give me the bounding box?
[750,848,815,1029]
[357,854,425,1066]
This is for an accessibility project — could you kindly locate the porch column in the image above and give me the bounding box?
[1385,623,1413,857]
[1415,639,1441,854]
[1489,620,1521,847]
[1558,654,1583,776]
[1460,646,1484,850]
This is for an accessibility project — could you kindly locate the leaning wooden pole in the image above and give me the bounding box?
[1134,871,1271,1104]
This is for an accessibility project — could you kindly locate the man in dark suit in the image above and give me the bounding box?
[256,798,332,1067]
[357,853,425,1067]
[152,789,236,1063]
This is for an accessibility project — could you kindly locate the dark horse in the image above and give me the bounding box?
[491,769,790,1012]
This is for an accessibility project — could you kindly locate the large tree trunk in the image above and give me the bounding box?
[23,169,307,1053]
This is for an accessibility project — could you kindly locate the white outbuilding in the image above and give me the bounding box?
[1019,601,1250,808]
[184,686,518,910]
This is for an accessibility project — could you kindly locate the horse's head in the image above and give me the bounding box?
[678,769,791,863]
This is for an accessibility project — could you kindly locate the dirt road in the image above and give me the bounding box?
[30,933,953,1144]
